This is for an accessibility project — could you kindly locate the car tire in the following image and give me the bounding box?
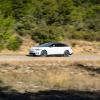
[41,50,47,57]
[64,50,70,57]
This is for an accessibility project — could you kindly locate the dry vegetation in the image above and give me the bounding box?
[65,40,100,55]
[0,61,100,93]
[0,39,100,55]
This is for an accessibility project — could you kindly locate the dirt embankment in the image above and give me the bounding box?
[0,60,100,100]
[0,61,100,92]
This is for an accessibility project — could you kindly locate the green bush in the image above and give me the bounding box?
[7,36,22,51]
[83,32,100,41]
[67,31,100,41]
[0,44,4,51]
[0,32,12,51]
[15,16,37,36]
[32,25,64,43]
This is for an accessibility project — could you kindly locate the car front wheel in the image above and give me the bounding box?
[64,50,70,57]
[41,50,47,57]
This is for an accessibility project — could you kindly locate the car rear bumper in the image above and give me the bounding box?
[70,52,73,55]
[69,49,73,55]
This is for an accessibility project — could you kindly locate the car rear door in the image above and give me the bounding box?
[55,43,68,55]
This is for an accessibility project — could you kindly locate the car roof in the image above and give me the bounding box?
[47,42,66,45]
[39,42,68,47]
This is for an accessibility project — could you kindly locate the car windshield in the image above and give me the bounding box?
[38,43,52,47]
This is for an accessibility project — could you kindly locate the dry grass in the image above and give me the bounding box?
[44,64,100,91]
[44,71,100,91]
[0,61,100,92]
[65,39,100,55]
[45,71,75,89]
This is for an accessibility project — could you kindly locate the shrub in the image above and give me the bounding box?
[15,16,37,36]
[0,44,4,51]
[0,32,12,51]
[32,25,64,43]
[7,36,22,51]
[83,32,100,41]
[67,31,100,41]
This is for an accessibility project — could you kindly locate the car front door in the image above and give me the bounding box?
[47,44,57,55]
[49,43,61,55]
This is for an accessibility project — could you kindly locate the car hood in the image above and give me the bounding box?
[30,47,44,50]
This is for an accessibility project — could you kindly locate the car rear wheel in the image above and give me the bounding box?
[64,50,70,57]
[41,50,47,57]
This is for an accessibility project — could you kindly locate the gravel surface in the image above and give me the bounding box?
[0,55,100,62]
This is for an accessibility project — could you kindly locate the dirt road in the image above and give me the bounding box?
[0,55,100,62]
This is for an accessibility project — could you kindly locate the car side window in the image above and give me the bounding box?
[55,43,67,47]
[50,44,56,47]
[50,43,67,47]
[55,44,61,47]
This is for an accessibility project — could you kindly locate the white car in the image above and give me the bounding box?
[29,42,73,57]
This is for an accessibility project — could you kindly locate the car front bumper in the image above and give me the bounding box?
[29,50,41,56]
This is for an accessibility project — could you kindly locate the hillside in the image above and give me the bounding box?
[0,0,100,51]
